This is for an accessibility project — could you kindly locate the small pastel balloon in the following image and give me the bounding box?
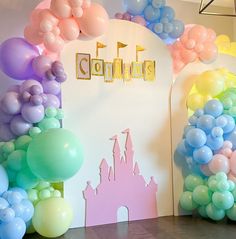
[42,78,61,95]
[188,25,208,43]
[186,128,207,148]
[125,0,148,15]
[32,55,53,78]
[160,6,175,21]
[207,28,216,42]
[0,123,16,141]
[7,150,27,172]
[226,203,236,221]
[209,154,230,174]
[0,38,39,80]
[204,99,223,117]
[43,94,60,109]
[59,18,80,41]
[200,164,212,176]
[186,93,204,111]
[123,12,132,21]
[19,80,43,95]
[206,203,225,221]
[72,7,83,18]
[50,0,72,18]
[10,115,32,136]
[0,107,13,124]
[32,197,73,237]
[45,107,57,118]
[1,92,22,115]
[180,49,197,63]
[193,146,213,164]
[15,135,32,151]
[199,43,218,63]
[29,127,42,138]
[21,199,34,223]
[184,174,204,192]
[30,95,43,106]
[212,191,234,210]
[206,134,224,151]
[0,208,15,222]
[24,24,44,45]
[152,0,166,8]
[144,5,160,22]
[131,16,146,26]
[79,3,109,37]
[180,191,198,211]
[197,115,215,134]
[115,12,124,20]
[169,20,184,39]
[192,185,212,205]
[44,35,65,53]
[0,165,9,195]
[222,115,235,134]
[153,23,163,34]
[21,103,44,124]
[38,118,60,131]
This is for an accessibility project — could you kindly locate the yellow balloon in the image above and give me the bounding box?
[187,93,204,111]
[32,197,73,238]
[195,71,225,97]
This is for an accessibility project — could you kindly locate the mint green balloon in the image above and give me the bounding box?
[206,203,225,221]
[2,142,15,154]
[184,174,204,192]
[198,206,208,218]
[180,191,198,211]
[217,180,230,192]
[231,187,236,201]
[208,179,218,192]
[27,128,84,182]
[193,185,212,206]
[38,118,60,131]
[212,191,234,210]
[29,127,41,137]
[7,150,27,171]
[15,135,32,150]
[226,203,236,221]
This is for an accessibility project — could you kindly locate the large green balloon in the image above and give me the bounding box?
[27,128,83,182]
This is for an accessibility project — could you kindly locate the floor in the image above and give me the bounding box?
[24,216,236,239]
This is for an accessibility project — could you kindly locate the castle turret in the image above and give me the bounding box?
[100,159,109,182]
[108,166,114,181]
[122,129,134,174]
[148,177,158,192]
[83,181,95,199]
[134,162,140,175]
[110,135,121,179]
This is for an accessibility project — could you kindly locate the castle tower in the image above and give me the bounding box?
[122,129,134,174]
[100,159,109,182]
[83,181,95,199]
[110,135,121,179]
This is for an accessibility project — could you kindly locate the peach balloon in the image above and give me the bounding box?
[207,28,217,42]
[208,154,230,174]
[180,49,197,63]
[228,172,236,183]
[199,43,218,63]
[39,10,59,26]
[44,35,65,53]
[59,18,80,41]
[36,0,51,9]
[188,25,207,43]
[78,3,109,37]
[230,151,236,175]
[30,9,42,25]
[50,0,72,18]
[24,25,44,45]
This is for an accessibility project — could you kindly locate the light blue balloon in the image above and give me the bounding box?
[225,127,236,150]
[206,134,223,151]
[144,5,160,22]
[147,23,155,31]
[163,23,173,33]
[20,199,34,223]
[176,140,193,156]
[194,109,204,118]
[211,127,223,138]
[125,0,149,15]
[9,188,28,199]
[193,146,213,164]
[160,6,175,21]
[186,128,207,148]
[160,17,169,24]
[158,32,169,39]
[152,0,166,8]
[215,115,227,128]
[183,125,195,138]
[196,115,215,134]
[222,115,235,134]
[0,217,26,239]
[0,165,9,196]
[0,208,15,222]
[169,19,184,39]
[204,99,223,118]
[0,197,9,210]
[153,23,163,33]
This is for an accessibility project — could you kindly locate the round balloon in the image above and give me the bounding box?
[0,165,9,195]
[27,128,83,182]
[0,38,39,80]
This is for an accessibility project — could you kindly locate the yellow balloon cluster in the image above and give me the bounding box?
[215,35,236,57]
[187,69,236,112]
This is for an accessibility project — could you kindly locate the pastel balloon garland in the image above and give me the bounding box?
[0,1,109,238]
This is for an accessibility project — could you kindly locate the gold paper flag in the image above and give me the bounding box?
[136,45,145,61]
[96,42,107,58]
[117,42,127,57]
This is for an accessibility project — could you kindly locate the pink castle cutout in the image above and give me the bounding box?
[83,129,158,227]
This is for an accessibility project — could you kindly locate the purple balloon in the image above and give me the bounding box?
[45,69,56,81]
[0,38,39,80]
[42,78,61,95]
[19,80,43,94]
[1,92,22,115]
[43,94,60,109]
[30,95,43,106]
[10,115,32,136]
[0,107,14,123]
[123,12,132,21]
[32,55,53,78]
[115,12,124,19]
[7,85,20,93]
[132,16,147,26]
[21,103,44,123]
[0,123,15,141]
[21,91,31,103]
[30,85,43,95]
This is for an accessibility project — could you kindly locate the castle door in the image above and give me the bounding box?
[117,206,129,223]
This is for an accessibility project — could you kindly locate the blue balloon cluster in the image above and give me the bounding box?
[125,0,184,42]
[0,166,34,239]
[177,99,235,165]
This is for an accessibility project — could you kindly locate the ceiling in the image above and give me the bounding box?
[181,0,235,8]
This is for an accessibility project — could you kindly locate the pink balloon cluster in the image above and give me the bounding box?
[169,25,218,74]
[24,1,109,53]
[0,58,66,141]
[115,12,146,27]
[200,141,236,183]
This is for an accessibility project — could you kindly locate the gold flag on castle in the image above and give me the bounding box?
[136,45,145,61]
[117,42,127,58]
[96,42,107,58]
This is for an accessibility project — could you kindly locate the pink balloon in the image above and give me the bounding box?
[39,10,59,26]
[188,25,208,43]
[50,0,72,18]
[228,171,236,183]
[78,3,109,37]
[200,164,212,176]
[194,43,204,53]
[199,43,218,63]
[209,154,230,174]
[132,16,146,27]
[36,0,51,9]
[30,9,42,25]
[72,7,83,18]
[123,12,132,21]
[58,18,80,41]
[230,151,236,175]
[185,39,196,50]
[180,49,197,63]
[44,35,65,53]
[24,25,44,45]
[207,28,216,42]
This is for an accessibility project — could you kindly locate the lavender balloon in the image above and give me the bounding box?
[32,55,53,78]
[7,85,20,93]
[10,115,32,136]
[20,80,43,94]
[42,79,61,95]
[0,123,15,141]
[21,103,44,123]
[0,107,13,123]
[43,94,60,109]
[0,38,39,80]
[1,92,22,115]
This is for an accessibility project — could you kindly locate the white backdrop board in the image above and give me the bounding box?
[171,54,236,216]
[61,20,174,228]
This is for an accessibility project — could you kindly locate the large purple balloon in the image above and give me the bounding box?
[10,115,32,136]
[0,38,39,80]
[21,103,44,123]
